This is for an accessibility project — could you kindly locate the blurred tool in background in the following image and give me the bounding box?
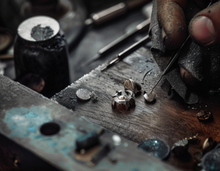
[82,2,152,67]
[0,0,152,94]
[0,0,151,47]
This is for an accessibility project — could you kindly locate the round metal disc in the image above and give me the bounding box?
[76,89,92,101]
[201,148,220,171]
[138,139,170,160]
[18,16,60,42]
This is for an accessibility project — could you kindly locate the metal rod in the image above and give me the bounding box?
[101,34,150,71]
[148,1,213,94]
[82,18,151,67]
[149,36,190,94]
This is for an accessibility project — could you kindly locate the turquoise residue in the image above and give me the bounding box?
[25,112,40,118]
[4,106,77,166]
[3,106,172,171]
[10,125,16,130]
[27,125,37,132]
[48,142,57,147]
[62,147,69,154]
[4,106,51,137]
[132,169,139,171]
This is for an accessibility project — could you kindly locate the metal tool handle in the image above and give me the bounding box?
[90,3,127,25]
[88,0,151,25]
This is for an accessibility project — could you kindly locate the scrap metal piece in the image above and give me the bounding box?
[184,133,199,143]
[75,132,100,154]
[112,90,135,111]
[75,131,111,166]
[124,79,141,95]
[197,110,212,122]
[203,137,215,154]
[143,91,156,103]
[171,139,189,157]
[138,139,170,160]
[91,144,111,165]
[76,89,92,101]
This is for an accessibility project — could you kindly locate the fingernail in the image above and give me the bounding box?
[191,16,216,45]
[162,28,166,40]
[162,28,172,49]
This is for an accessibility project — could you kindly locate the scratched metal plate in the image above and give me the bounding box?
[0,75,178,171]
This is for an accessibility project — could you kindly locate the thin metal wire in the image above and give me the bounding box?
[149,1,213,94]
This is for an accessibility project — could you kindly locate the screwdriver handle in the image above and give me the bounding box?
[86,0,151,26]
[90,3,127,25]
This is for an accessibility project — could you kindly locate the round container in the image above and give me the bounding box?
[14,16,70,97]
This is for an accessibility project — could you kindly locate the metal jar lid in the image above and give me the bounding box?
[17,16,60,42]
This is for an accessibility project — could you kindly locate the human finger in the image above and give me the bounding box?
[158,0,188,50]
[190,1,220,46]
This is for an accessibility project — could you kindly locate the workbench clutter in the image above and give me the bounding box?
[112,78,157,112]
[137,133,220,171]
[76,89,98,101]
[73,129,112,167]
[112,90,135,111]
[171,134,199,158]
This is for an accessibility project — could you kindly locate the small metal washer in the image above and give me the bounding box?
[76,89,92,101]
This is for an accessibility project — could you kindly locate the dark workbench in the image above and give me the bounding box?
[53,47,220,170]
[0,74,178,171]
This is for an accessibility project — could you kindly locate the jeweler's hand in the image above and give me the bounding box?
[157,0,220,87]
[158,0,220,50]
